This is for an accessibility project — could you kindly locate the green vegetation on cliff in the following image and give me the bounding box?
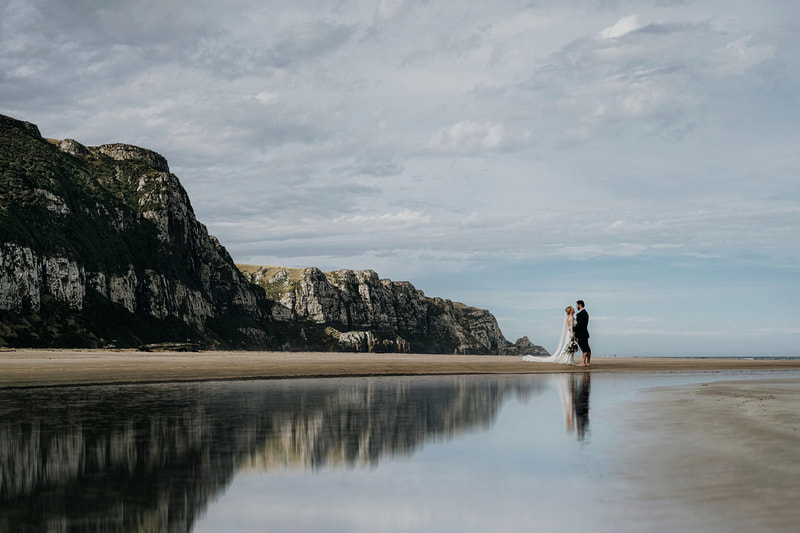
[0,115,161,272]
[1,114,274,348]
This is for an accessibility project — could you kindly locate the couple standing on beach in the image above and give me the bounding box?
[523,300,591,366]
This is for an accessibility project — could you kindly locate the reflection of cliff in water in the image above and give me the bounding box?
[0,375,544,532]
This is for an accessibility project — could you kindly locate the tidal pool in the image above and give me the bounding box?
[1,370,795,532]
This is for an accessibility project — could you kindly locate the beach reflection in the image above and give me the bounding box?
[0,375,545,532]
[556,373,591,440]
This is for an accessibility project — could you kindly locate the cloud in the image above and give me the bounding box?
[598,15,642,40]
[2,0,799,354]
[190,19,356,76]
[333,209,432,230]
[427,121,505,153]
[522,14,779,143]
[253,91,280,106]
[712,35,775,76]
[346,158,404,178]
[377,0,406,20]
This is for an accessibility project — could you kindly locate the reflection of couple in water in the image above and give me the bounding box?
[556,373,591,440]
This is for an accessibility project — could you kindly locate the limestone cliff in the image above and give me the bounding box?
[239,265,542,354]
[0,113,274,348]
[0,114,545,354]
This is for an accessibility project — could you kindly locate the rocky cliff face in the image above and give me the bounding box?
[0,113,273,348]
[0,114,545,354]
[239,265,532,354]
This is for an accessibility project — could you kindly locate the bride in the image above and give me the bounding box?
[522,306,579,365]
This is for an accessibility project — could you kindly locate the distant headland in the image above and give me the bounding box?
[0,114,545,355]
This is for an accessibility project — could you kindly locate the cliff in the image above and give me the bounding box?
[0,114,545,354]
[0,114,279,349]
[239,264,543,354]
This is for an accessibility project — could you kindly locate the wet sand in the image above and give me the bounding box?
[2,349,798,531]
[612,377,800,532]
[1,349,799,388]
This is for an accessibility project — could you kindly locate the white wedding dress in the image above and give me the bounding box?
[522,315,577,365]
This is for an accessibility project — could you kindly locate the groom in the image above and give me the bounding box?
[574,300,591,367]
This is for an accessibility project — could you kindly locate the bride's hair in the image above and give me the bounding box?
[565,306,574,315]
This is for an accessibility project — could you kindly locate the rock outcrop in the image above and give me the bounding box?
[0,114,545,354]
[240,265,547,354]
[0,113,273,349]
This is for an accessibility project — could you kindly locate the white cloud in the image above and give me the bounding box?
[377,0,405,20]
[712,35,775,76]
[427,121,505,153]
[332,210,431,229]
[598,15,641,40]
[254,91,280,105]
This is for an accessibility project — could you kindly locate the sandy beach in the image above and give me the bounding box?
[2,349,798,531]
[1,349,799,388]
[612,377,800,532]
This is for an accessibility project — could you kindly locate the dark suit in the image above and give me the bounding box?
[574,308,590,353]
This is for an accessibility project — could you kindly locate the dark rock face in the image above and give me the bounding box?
[503,336,550,356]
[0,114,544,354]
[240,265,537,354]
[0,114,272,349]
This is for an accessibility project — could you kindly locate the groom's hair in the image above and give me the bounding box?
[576,300,585,307]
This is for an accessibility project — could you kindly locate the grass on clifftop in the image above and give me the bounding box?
[237,264,306,282]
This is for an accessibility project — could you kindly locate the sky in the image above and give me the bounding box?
[2,0,799,356]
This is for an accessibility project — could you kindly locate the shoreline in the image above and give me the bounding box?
[611,377,800,531]
[2,349,799,388]
[3,350,799,530]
